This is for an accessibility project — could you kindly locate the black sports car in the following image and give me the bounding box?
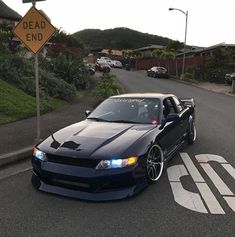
[32,93,196,201]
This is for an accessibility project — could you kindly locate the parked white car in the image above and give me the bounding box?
[97,58,114,67]
[112,60,123,68]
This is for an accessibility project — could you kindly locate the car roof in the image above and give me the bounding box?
[111,93,175,100]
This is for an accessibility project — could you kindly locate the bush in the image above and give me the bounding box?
[50,53,90,90]
[0,29,11,52]
[0,79,66,124]
[0,53,76,101]
[180,73,193,81]
[202,67,228,83]
[40,70,77,101]
[94,73,123,100]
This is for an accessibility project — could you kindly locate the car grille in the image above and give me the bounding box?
[46,154,100,168]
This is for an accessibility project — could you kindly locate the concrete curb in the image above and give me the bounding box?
[0,146,33,168]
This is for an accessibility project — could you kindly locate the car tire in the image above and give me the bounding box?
[187,119,197,145]
[146,143,164,183]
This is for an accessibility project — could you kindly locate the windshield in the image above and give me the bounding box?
[87,97,160,125]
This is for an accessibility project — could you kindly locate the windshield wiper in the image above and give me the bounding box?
[87,117,109,122]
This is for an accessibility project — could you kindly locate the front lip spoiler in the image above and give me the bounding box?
[31,172,147,202]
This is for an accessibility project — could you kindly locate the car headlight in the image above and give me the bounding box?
[96,157,138,169]
[33,147,46,161]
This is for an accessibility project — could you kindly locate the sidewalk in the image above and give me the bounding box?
[176,79,235,97]
[0,88,96,167]
[0,77,234,167]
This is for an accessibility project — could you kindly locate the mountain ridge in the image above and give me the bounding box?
[73,27,177,50]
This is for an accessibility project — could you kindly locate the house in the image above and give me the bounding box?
[0,0,21,27]
[174,43,235,70]
[135,43,235,73]
[133,44,166,58]
[101,49,124,57]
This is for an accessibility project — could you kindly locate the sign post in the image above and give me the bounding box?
[32,0,40,143]
[13,1,56,142]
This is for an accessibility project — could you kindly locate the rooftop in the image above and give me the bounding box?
[133,44,166,52]
[0,0,21,21]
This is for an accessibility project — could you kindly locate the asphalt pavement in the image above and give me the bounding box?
[0,69,234,237]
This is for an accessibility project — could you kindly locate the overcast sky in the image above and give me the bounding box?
[4,0,235,47]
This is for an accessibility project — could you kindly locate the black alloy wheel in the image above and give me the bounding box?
[146,144,164,183]
[187,119,197,145]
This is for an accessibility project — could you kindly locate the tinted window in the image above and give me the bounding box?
[173,96,184,112]
[88,98,160,125]
[163,98,177,117]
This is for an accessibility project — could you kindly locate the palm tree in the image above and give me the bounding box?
[152,49,163,65]
[160,50,176,74]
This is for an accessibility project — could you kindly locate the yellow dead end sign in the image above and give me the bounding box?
[13,6,56,54]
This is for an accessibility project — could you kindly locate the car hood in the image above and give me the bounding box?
[38,120,155,159]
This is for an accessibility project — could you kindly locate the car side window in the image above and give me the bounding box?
[172,96,184,113]
[163,98,177,118]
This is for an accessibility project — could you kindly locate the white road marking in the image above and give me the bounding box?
[200,163,234,196]
[195,154,227,163]
[222,164,235,179]
[196,154,235,213]
[180,153,225,214]
[167,163,188,182]
[196,183,225,214]
[224,197,235,212]
[167,153,235,214]
[167,165,208,214]
[180,153,205,182]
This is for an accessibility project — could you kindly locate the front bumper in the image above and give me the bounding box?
[31,157,148,201]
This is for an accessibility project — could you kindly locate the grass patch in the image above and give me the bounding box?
[0,79,67,125]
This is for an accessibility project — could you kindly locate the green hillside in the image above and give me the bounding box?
[0,79,66,124]
[73,27,174,50]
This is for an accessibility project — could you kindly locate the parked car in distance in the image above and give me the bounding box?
[97,58,114,67]
[85,64,95,75]
[112,60,123,68]
[98,57,112,61]
[147,66,168,78]
[225,73,235,84]
[95,62,111,73]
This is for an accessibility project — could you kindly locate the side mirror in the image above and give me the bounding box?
[165,113,179,122]
[85,110,91,117]
[159,113,179,129]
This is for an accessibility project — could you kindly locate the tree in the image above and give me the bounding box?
[160,50,176,73]
[49,30,84,58]
[167,40,183,52]
[203,48,233,82]
[152,49,163,65]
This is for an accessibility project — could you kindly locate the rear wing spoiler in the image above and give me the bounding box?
[180,98,195,108]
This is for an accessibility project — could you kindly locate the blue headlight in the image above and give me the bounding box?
[96,157,138,169]
[33,147,46,161]
[110,159,123,168]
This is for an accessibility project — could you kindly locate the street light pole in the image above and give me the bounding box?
[169,8,188,76]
